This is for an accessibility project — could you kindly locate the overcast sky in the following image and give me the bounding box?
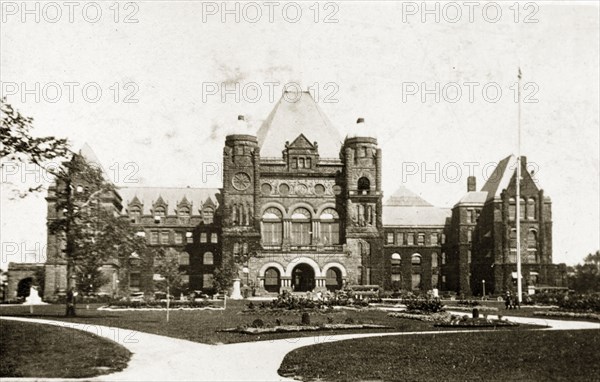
[1,1,598,269]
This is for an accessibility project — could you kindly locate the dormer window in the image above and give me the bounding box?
[154,207,166,217]
[202,207,214,224]
[179,207,190,216]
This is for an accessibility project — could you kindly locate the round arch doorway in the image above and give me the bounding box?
[292,263,315,292]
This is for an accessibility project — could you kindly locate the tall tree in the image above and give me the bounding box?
[568,250,600,293]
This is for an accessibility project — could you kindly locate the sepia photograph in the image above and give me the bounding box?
[1,1,599,381]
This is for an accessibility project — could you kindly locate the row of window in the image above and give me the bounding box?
[390,273,445,290]
[508,198,537,220]
[386,232,445,246]
[390,252,446,268]
[129,206,215,225]
[262,207,340,246]
[290,156,313,169]
[147,230,218,245]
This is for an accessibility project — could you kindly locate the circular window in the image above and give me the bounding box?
[232,172,251,190]
[261,183,272,195]
[295,183,308,195]
[279,183,290,196]
[314,184,325,195]
[332,185,342,195]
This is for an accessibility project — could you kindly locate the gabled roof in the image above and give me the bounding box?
[383,185,450,226]
[118,187,220,215]
[384,185,433,207]
[481,155,518,201]
[287,134,316,150]
[256,91,342,158]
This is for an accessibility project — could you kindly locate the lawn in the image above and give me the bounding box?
[0,320,131,378]
[0,301,532,344]
[278,329,600,381]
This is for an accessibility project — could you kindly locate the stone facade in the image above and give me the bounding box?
[8,92,568,300]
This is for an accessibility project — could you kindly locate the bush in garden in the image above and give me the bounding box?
[251,318,265,328]
[558,294,600,313]
[403,297,445,313]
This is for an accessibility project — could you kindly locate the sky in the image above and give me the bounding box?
[1,1,599,269]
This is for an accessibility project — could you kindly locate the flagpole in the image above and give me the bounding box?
[516,68,523,303]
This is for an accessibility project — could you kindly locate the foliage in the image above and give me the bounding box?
[568,251,600,293]
[1,98,69,196]
[402,297,445,313]
[213,262,237,294]
[558,294,600,313]
[153,248,186,294]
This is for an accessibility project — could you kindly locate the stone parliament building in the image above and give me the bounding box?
[7,92,568,299]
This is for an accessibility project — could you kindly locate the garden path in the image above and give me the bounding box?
[1,314,598,381]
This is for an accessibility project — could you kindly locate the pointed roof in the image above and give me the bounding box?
[256,91,342,158]
[118,187,220,215]
[78,143,110,179]
[480,155,518,201]
[288,134,316,149]
[383,185,450,226]
[384,185,433,207]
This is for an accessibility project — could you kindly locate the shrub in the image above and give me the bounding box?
[301,313,311,326]
[457,299,480,307]
[251,318,265,328]
[403,297,445,313]
[558,294,600,313]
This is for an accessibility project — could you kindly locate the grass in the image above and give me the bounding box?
[445,300,600,321]
[0,320,131,378]
[278,330,600,381]
[0,301,533,344]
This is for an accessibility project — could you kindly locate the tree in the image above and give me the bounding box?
[213,262,237,295]
[153,248,186,296]
[1,98,69,196]
[568,250,600,293]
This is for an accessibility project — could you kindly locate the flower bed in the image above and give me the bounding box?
[218,323,390,335]
[448,306,499,312]
[388,311,452,322]
[100,300,215,310]
[434,316,518,328]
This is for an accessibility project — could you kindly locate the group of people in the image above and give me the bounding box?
[504,290,521,309]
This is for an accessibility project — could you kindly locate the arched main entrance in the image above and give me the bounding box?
[292,263,315,292]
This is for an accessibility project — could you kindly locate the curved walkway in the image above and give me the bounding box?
[1,314,598,381]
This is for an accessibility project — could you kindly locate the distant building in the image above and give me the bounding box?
[6,91,567,300]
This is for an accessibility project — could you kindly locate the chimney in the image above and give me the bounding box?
[356,117,365,124]
[467,176,476,192]
[236,115,246,132]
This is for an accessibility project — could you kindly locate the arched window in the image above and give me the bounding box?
[262,207,283,245]
[233,243,240,256]
[129,207,141,216]
[203,252,214,265]
[264,267,280,293]
[325,268,342,291]
[411,253,422,265]
[357,177,370,192]
[431,252,438,268]
[508,198,516,221]
[154,207,166,217]
[391,253,401,266]
[178,251,190,266]
[202,207,214,224]
[179,207,190,216]
[527,198,536,220]
[320,208,339,245]
[291,207,311,245]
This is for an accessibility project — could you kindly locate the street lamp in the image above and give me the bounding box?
[482,279,486,299]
